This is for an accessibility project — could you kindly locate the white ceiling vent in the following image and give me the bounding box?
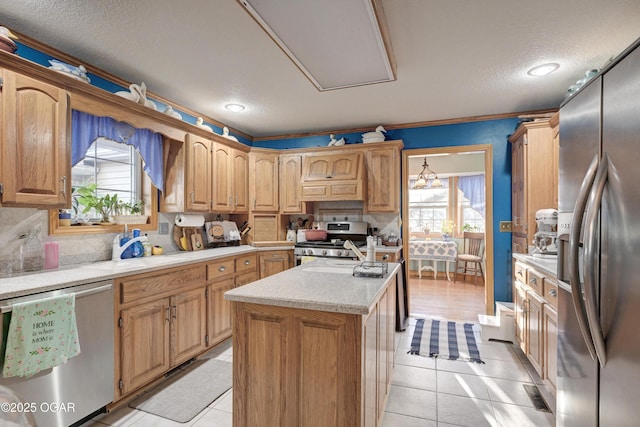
[239,0,396,91]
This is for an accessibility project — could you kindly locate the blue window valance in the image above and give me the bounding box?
[457,174,485,217]
[71,110,164,192]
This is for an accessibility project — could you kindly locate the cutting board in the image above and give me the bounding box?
[173,225,205,251]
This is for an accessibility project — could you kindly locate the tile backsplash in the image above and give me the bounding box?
[0,207,178,268]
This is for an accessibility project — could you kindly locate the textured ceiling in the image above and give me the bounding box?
[1,0,639,138]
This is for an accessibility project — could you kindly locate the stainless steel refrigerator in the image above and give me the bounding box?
[557,37,640,427]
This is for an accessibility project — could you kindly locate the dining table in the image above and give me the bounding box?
[409,239,458,281]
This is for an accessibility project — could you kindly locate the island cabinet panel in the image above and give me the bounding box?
[362,304,378,427]
[233,303,360,427]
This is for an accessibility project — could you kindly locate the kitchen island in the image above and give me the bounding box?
[225,260,400,427]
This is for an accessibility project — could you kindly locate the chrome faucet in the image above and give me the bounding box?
[112,234,148,260]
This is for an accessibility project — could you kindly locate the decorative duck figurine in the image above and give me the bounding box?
[135,82,157,110]
[0,26,18,53]
[115,84,141,103]
[196,117,213,132]
[361,125,386,142]
[222,127,238,141]
[328,134,346,146]
[0,26,18,40]
[163,105,182,119]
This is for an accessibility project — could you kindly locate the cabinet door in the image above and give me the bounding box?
[120,299,170,395]
[543,303,558,391]
[511,137,526,237]
[212,142,232,212]
[171,287,207,366]
[526,290,544,376]
[160,137,186,212]
[1,69,70,207]
[366,146,399,212]
[232,149,249,212]
[514,279,527,353]
[302,152,362,181]
[279,154,306,213]
[207,277,235,347]
[250,152,279,211]
[185,134,211,211]
[259,250,291,279]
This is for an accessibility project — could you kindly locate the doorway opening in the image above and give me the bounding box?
[401,145,494,321]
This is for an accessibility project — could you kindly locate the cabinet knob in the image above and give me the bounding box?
[244,260,251,265]
[219,266,226,272]
[548,289,557,297]
[529,277,537,285]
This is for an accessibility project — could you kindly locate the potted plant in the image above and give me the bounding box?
[441,220,455,240]
[113,199,147,224]
[75,184,119,223]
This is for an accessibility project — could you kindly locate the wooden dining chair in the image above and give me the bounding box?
[454,232,485,285]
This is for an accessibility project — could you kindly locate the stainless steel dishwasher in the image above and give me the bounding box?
[0,280,114,427]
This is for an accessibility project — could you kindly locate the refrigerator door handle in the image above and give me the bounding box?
[569,153,599,361]
[584,153,609,367]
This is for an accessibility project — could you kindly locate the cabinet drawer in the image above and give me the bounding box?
[543,278,559,309]
[514,261,528,284]
[207,258,235,280]
[236,271,258,287]
[120,265,206,304]
[235,254,257,274]
[526,269,544,295]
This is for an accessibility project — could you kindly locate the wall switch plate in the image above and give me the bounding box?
[159,222,169,234]
[499,221,512,232]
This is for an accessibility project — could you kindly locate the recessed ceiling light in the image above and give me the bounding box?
[225,103,245,112]
[527,63,560,77]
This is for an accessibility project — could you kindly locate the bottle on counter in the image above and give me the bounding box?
[143,233,152,256]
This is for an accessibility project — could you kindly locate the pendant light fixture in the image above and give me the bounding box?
[413,157,442,189]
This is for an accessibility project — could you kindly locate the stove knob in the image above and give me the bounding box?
[336,250,342,256]
[301,249,307,255]
[308,249,313,255]
[322,250,328,256]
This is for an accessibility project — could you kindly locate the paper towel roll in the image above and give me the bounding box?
[366,236,376,262]
[175,214,205,227]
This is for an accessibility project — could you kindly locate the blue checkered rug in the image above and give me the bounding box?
[408,318,484,363]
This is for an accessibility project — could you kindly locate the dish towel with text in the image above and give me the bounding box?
[2,294,81,378]
[408,318,484,363]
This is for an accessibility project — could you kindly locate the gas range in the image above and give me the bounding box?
[294,221,368,260]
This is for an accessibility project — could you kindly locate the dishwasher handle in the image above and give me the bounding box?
[0,282,112,313]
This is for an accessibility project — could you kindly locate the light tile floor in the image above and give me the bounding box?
[81,318,555,427]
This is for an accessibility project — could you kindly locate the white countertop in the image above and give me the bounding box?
[224,259,400,315]
[0,245,263,301]
[513,253,558,278]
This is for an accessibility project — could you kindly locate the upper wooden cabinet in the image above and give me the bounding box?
[186,134,213,212]
[0,69,71,208]
[162,135,249,214]
[300,151,365,201]
[212,142,248,213]
[509,120,558,253]
[365,144,400,212]
[279,153,312,214]
[249,150,279,211]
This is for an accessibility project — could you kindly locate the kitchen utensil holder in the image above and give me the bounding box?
[353,261,388,278]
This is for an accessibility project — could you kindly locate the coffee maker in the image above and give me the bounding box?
[532,208,558,255]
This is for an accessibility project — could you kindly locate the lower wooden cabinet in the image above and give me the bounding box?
[115,254,258,401]
[116,264,207,397]
[543,303,558,392]
[512,258,559,396]
[206,253,258,347]
[258,249,293,279]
